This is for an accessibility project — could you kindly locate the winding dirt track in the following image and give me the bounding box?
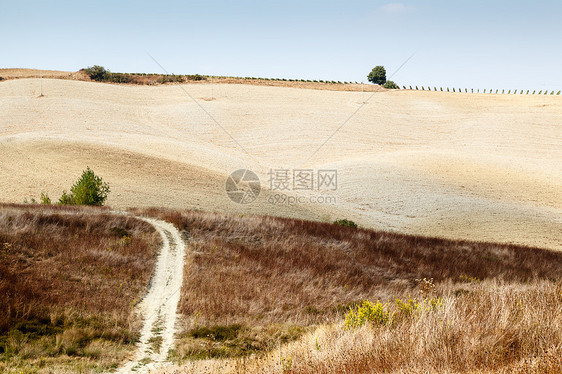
[117,217,186,373]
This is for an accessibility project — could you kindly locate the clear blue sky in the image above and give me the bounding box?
[2,0,561,90]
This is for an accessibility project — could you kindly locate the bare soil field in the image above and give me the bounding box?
[0,77,560,250]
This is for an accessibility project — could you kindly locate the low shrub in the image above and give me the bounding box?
[40,192,51,205]
[109,72,132,84]
[186,74,205,81]
[82,65,109,82]
[383,81,398,89]
[333,219,357,228]
[345,301,390,328]
[160,75,183,84]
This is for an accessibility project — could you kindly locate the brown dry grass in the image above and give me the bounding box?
[0,68,87,81]
[133,208,562,373]
[0,204,159,373]
[189,280,562,374]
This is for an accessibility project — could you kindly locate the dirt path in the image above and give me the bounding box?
[117,217,186,373]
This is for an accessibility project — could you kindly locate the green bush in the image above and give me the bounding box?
[394,297,420,318]
[40,192,51,205]
[345,300,390,328]
[383,81,399,89]
[186,74,205,81]
[334,219,358,228]
[58,167,110,206]
[83,65,110,82]
[109,73,133,84]
[58,191,74,205]
[160,75,184,84]
[367,66,386,85]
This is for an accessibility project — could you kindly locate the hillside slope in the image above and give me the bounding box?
[0,78,560,249]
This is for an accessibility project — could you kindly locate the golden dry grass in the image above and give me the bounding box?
[133,208,562,373]
[0,204,159,373]
[182,281,561,374]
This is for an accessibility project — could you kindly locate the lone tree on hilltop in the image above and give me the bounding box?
[368,66,387,85]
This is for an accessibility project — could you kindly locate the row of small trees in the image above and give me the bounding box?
[367,66,561,94]
[402,86,561,95]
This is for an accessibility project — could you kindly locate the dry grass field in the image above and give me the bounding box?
[0,204,560,373]
[0,204,159,373]
[0,74,560,251]
[132,208,562,374]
